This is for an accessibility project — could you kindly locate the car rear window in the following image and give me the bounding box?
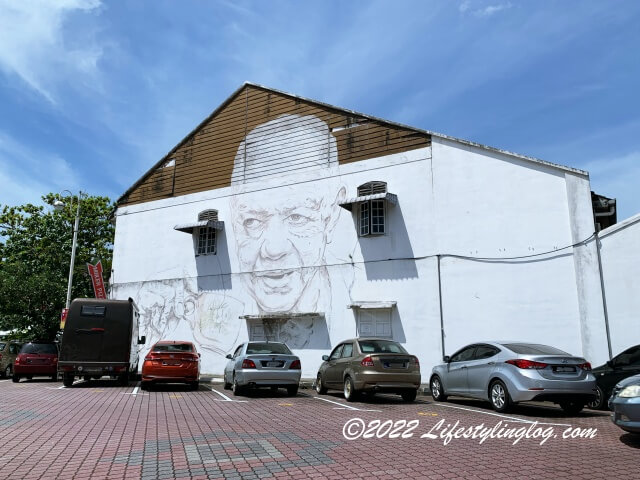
[153,343,193,352]
[246,343,292,355]
[20,343,58,354]
[358,340,407,354]
[503,344,569,355]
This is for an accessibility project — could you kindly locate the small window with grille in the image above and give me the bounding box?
[358,182,387,236]
[197,210,217,255]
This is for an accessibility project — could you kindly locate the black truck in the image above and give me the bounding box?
[58,298,146,387]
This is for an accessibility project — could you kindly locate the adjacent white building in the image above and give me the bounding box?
[111,83,639,378]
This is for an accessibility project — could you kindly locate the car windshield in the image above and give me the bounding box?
[246,343,292,355]
[153,343,193,352]
[503,343,569,355]
[358,340,407,354]
[20,343,57,354]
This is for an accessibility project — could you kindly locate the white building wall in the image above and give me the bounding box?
[112,134,611,377]
[598,214,640,356]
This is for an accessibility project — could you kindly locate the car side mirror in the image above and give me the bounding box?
[443,355,451,363]
[322,355,329,361]
[226,354,233,360]
[138,336,146,345]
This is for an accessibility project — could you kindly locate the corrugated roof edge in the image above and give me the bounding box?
[116,82,588,206]
[598,211,640,239]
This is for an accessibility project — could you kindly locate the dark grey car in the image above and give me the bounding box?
[609,374,640,434]
[430,342,596,414]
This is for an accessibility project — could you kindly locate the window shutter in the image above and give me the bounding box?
[358,310,375,336]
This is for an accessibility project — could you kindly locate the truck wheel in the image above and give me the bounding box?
[63,374,74,387]
[118,372,129,386]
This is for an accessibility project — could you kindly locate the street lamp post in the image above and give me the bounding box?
[54,191,86,310]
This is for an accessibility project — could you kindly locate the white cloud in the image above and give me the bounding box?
[0,131,81,207]
[459,1,512,18]
[477,2,512,17]
[0,0,103,104]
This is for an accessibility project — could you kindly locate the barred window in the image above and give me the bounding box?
[197,226,216,255]
[358,182,387,237]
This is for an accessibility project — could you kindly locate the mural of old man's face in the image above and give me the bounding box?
[231,114,345,313]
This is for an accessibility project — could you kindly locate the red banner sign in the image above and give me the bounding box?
[87,261,107,300]
[60,308,69,329]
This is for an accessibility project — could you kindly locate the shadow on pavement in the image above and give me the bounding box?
[619,433,640,448]
[425,396,611,419]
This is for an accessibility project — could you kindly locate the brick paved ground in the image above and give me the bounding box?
[0,376,638,479]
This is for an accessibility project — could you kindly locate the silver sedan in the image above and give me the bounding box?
[223,341,301,396]
[429,342,597,414]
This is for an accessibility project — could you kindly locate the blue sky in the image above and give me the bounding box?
[0,0,639,220]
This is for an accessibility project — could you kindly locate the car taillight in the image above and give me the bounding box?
[53,357,58,363]
[361,356,374,367]
[578,362,592,371]
[0,353,3,360]
[289,359,301,370]
[242,359,256,369]
[14,355,21,365]
[412,356,420,367]
[506,359,548,369]
[185,355,199,362]
[144,356,156,362]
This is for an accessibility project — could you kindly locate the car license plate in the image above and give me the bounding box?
[163,362,180,366]
[83,367,102,373]
[267,361,281,367]
[554,366,576,373]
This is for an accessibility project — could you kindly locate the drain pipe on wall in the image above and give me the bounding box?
[437,255,446,361]
[594,231,613,360]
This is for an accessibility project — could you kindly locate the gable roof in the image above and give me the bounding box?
[117,82,587,206]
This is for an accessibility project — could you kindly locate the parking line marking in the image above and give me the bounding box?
[430,403,573,427]
[122,383,146,395]
[314,397,381,412]
[206,386,248,403]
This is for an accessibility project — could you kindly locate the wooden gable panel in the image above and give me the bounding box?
[119,85,430,206]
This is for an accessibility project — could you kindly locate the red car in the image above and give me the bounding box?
[13,341,58,382]
[141,341,200,390]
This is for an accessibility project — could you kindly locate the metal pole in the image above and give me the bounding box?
[594,231,613,360]
[437,255,446,360]
[65,194,82,309]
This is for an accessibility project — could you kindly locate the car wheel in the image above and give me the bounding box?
[343,376,359,402]
[401,390,417,402]
[560,401,584,415]
[12,374,19,383]
[84,375,91,382]
[140,381,149,391]
[63,373,74,387]
[232,374,244,396]
[315,374,327,395]
[118,372,129,387]
[489,380,511,413]
[430,375,447,401]
[26,375,32,380]
[4,365,11,378]
[190,381,199,391]
[587,386,606,410]
[287,385,298,396]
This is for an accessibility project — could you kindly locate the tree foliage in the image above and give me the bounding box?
[0,193,115,340]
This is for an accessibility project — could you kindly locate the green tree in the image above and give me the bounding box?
[0,193,115,340]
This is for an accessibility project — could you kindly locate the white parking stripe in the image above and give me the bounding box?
[430,403,572,427]
[314,396,381,412]
[206,386,248,402]
[122,382,145,395]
